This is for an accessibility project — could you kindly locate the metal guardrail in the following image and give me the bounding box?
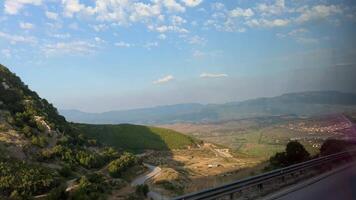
[172,150,356,200]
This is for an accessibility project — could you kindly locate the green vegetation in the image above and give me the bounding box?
[71,173,109,200]
[0,158,60,198]
[268,141,310,169]
[75,123,196,152]
[135,184,149,197]
[0,64,145,199]
[108,152,138,178]
[320,139,356,156]
[39,145,119,169]
[0,64,71,136]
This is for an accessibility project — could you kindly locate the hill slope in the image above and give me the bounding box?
[61,91,356,124]
[74,123,197,152]
[0,63,196,199]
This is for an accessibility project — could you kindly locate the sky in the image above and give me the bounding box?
[0,0,356,112]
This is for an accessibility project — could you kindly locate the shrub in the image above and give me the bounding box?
[108,152,137,178]
[31,136,48,148]
[58,165,72,178]
[0,159,59,198]
[47,184,67,200]
[135,184,149,197]
[71,173,107,200]
[320,139,356,156]
[269,141,310,168]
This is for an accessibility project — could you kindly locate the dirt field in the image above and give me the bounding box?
[143,143,262,197]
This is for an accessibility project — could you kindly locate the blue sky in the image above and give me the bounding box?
[1,0,356,112]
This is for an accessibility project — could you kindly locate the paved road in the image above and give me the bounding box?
[271,163,356,200]
[131,163,161,186]
[131,163,169,200]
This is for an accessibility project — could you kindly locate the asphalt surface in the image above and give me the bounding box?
[271,163,356,200]
[131,163,161,186]
[131,163,168,200]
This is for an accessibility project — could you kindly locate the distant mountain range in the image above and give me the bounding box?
[60,91,356,124]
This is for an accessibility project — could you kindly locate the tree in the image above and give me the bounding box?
[269,141,310,168]
[320,139,356,156]
[285,141,310,165]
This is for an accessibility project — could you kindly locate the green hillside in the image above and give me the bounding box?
[0,64,146,199]
[74,123,197,152]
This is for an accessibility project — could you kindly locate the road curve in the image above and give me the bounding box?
[131,163,169,200]
[131,163,161,186]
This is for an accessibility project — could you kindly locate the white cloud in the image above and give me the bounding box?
[91,24,108,32]
[246,18,289,28]
[42,41,97,56]
[200,73,228,78]
[62,0,86,17]
[211,2,224,11]
[230,8,254,18]
[94,37,105,43]
[158,34,167,40]
[115,41,132,47]
[288,28,308,36]
[188,35,206,45]
[171,15,186,26]
[155,25,188,33]
[130,2,161,22]
[192,50,205,58]
[277,28,318,44]
[153,75,174,84]
[45,11,58,20]
[144,41,158,49]
[51,33,71,39]
[4,0,42,15]
[295,5,342,24]
[161,0,185,12]
[182,0,203,7]
[256,0,285,16]
[0,31,37,44]
[19,22,34,29]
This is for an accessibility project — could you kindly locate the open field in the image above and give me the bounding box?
[160,115,351,159]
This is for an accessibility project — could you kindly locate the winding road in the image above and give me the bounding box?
[131,163,161,186]
[131,163,169,200]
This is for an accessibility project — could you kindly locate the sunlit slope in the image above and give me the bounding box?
[74,123,197,152]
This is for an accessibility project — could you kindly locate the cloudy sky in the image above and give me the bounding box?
[1,0,356,112]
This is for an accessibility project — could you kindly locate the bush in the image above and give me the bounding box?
[47,183,67,200]
[108,152,137,178]
[58,165,72,178]
[135,184,149,197]
[31,135,48,148]
[39,145,105,169]
[0,159,59,198]
[269,141,310,168]
[71,173,108,200]
[320,139,356,156]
